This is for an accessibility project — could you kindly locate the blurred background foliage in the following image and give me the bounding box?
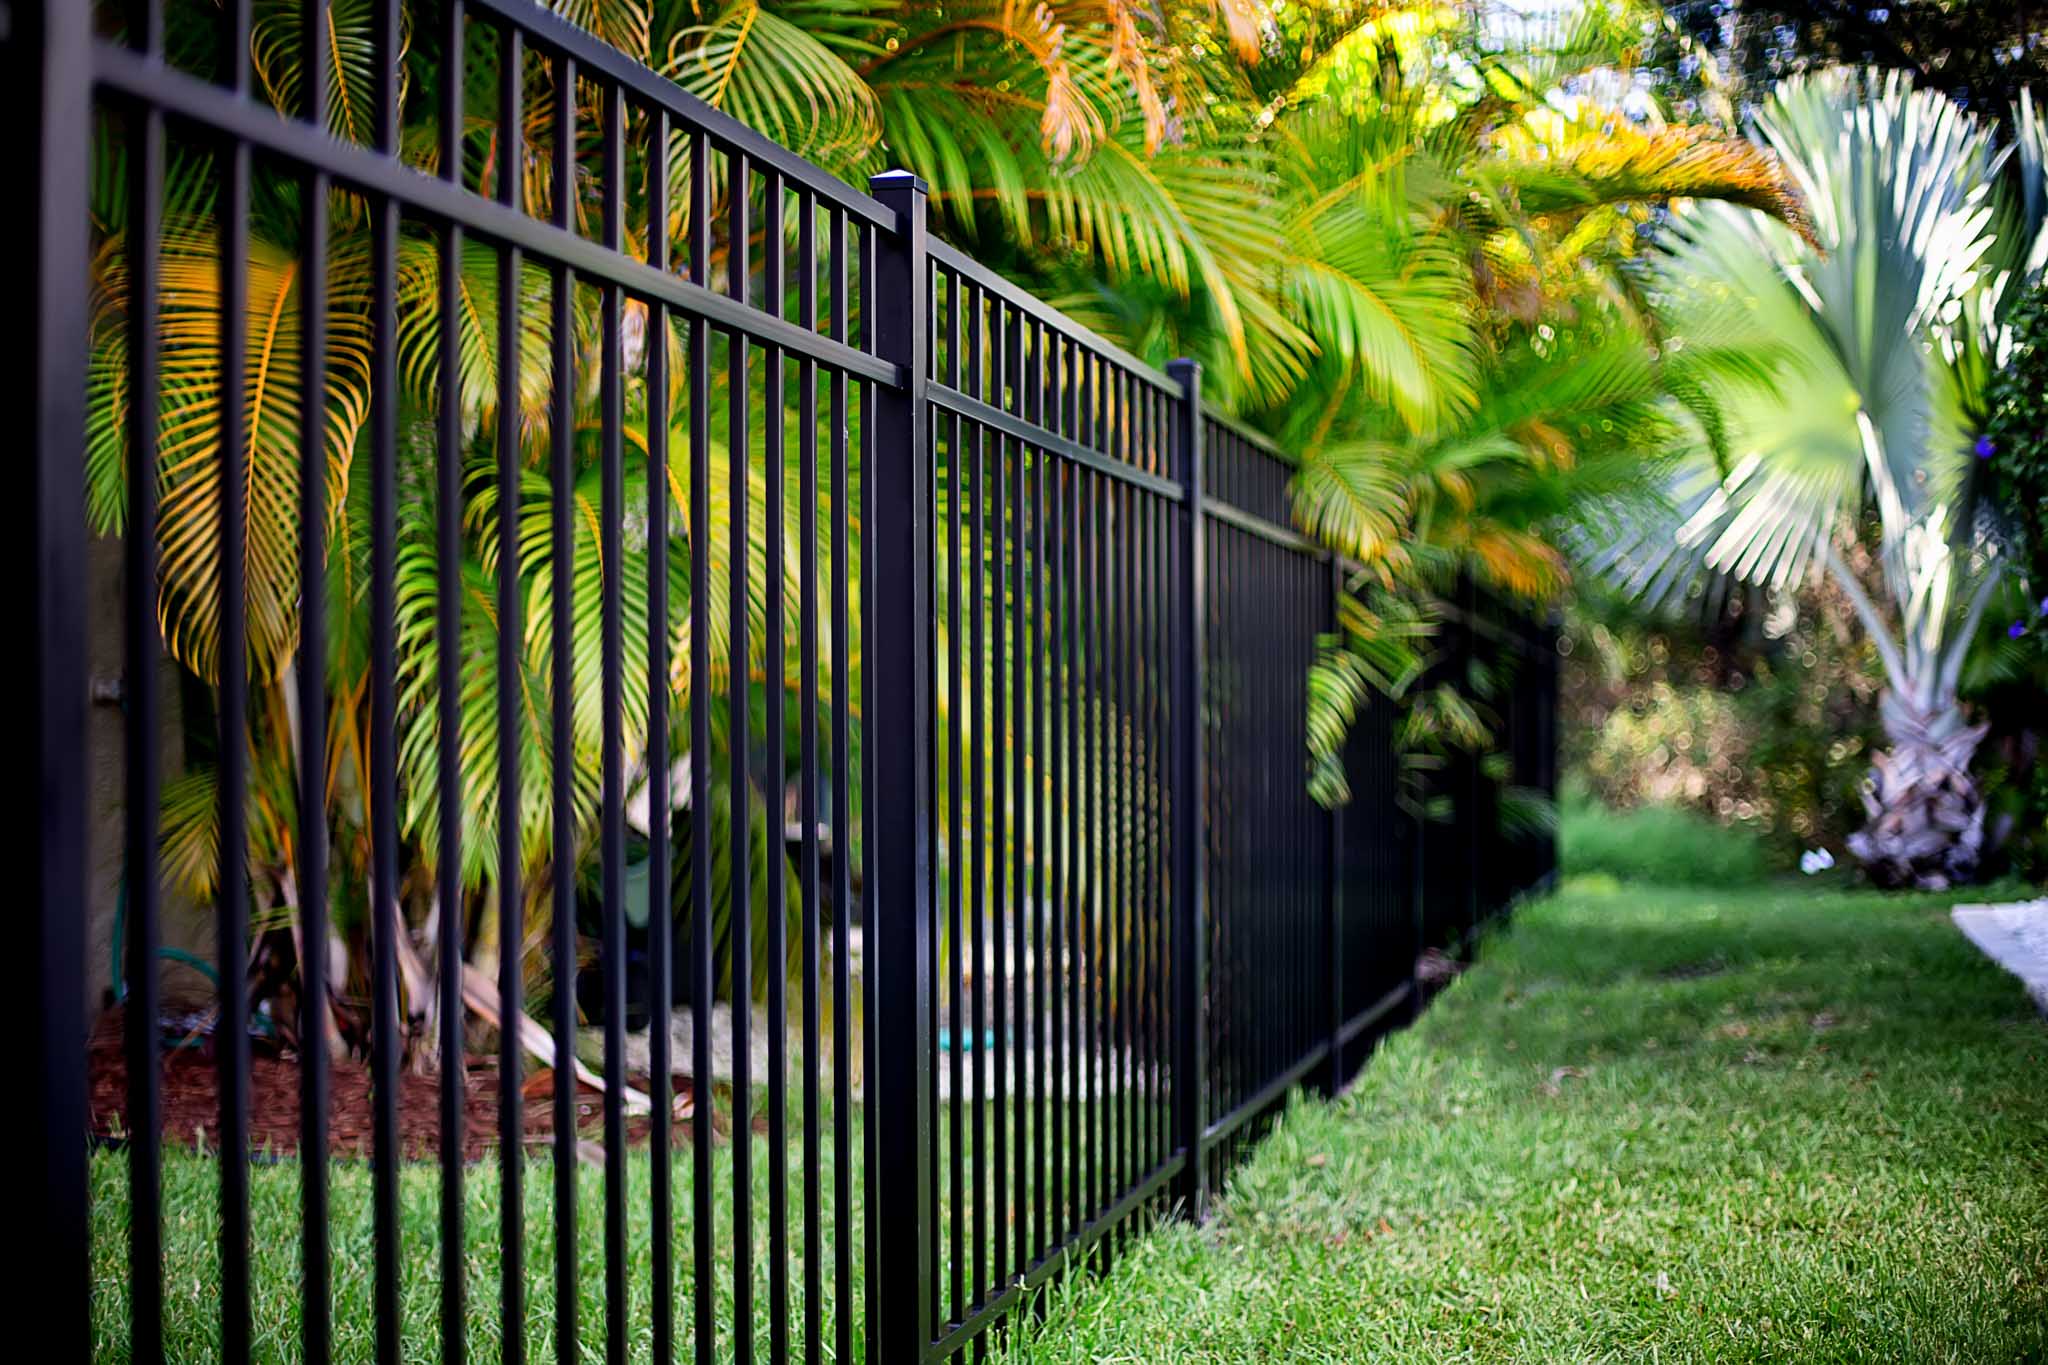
[1976,279,2048,881]
[1654,0,2048,118]
[1563,578,1888,873]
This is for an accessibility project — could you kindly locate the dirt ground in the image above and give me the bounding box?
[87,1007,705,1161]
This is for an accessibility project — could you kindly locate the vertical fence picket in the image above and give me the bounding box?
[1028,319,1049,1270]
[645,99,674,1365]
[943,261,965,1338]
[1008,303,1032,1292]
[598,77,629,1365]
[433,13,468,1359]
[1325,559,1346,1097]
[688,121,717,1365]
[366,3,403,1356]
[832,202,858,1365]
[797,183,824,1365]
[219,5,257,1358]
[29,2,93,1357]
[727,147,757,1365]
[493,23,526,1365]
[856,206,879,1365]
[548,54,581,1365]
[763,163,791,1365]
[125,9,167,1350]
[298,0,335,1343]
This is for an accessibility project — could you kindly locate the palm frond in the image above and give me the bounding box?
[666,0,881,167]
[252,0,401,148]
[87,219,376,685]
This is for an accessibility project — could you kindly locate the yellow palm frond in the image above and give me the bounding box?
[87,221,376,685]
[1504,113,1815,245]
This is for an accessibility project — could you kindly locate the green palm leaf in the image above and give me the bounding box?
[665,0,881,167]
[1650,71,1998,626]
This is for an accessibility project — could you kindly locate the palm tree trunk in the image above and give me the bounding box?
[1845,689,1990,889]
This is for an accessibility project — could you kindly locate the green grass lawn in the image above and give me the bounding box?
[90,876,2048,1361]
[1013,877,2048,1363]
[88,1088,1120,1361]
[91,1119,867,1362]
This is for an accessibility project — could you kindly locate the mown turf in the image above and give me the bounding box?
[1558,796,1774,885]
[1012,878,2048,1363]
[90,1107,867,1362]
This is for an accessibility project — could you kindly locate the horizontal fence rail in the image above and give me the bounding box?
[23,2,1557,1360]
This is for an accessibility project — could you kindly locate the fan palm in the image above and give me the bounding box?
[1619,69,2047,887]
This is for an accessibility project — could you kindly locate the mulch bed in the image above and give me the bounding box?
[87,1008,705,1162]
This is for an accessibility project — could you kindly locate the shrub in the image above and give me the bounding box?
[1562,583,1884,871]
[1974,279,2048,882]
[1559,790,1771,886]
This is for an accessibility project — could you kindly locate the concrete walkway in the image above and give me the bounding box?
[1952,898,2048,1014]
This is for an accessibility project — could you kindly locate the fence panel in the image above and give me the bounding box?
[29,3,1556,1360]
[1199,414,1334,1191]
[899,238,1191,1361]
[73,3,889,1359]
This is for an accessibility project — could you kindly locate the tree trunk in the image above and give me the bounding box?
[1845,690,1990,889]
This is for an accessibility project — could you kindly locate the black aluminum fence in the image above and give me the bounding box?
[20,1,1556,1360]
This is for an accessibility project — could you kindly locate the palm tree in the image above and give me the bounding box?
[1611,69,2047,887]
[90,0,841,1064]
[93,0,1314,1059]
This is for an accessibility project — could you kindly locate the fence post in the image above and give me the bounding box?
[1542,613,1561,891]
[866,169,934,1363]
[1408,775,1427,1023]
[1458,573,1481,944]
[1166,358,1208,1221]
[1323,554,1345,1095]
[18,0,92,1351]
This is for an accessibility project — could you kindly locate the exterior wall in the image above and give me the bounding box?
[85,531,213,1022]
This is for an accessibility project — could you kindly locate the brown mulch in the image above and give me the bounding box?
[88,1008,705,1162]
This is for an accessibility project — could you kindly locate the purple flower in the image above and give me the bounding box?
[2010,620,2030,639]
[2039,596,2048,616]
[1975,435,1996,459]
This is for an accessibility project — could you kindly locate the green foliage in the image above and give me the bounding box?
[1965,278,2048,880]
[1563,582,1889,868]
[1559,788,1771,885]
[1633,69,2010,633]
[81,0,1822,1037]
[1593,69,2048,887]
[1981,279,2048,612]
[1306,582,1434,807]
